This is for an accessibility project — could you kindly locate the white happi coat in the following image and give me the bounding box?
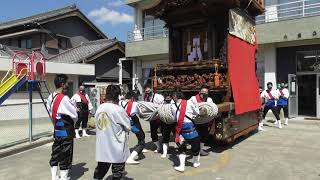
[260,89,279,101]
[189,95,213,105]
[145,93,164,105]
[95,103,131,163]
[261,89,279,107]
[71,93,94,111]
[46,92,78,123]
[119,100,140,117]
[172,99,200,123]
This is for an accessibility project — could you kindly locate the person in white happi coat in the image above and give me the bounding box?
[160,92,176,158]
[260,82,281,131]
[144,86,164,153]
[47,74,78,180]
[93,85,131,180]
[277,81,289,126]
[71,85,93,138]
[119,90,148,165]
[189,85,213,156]
[171,91,201,173]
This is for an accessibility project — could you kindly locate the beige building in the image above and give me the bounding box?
[256,0,320,118]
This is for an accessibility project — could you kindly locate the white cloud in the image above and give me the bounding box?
[107,0,125,7]
[88,7,133,26]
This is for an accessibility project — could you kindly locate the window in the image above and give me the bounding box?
[19,38,32,49]
[296,51,317,72]
[143,15,166,40]
[58,38,68,50]
[142,68,154,88]
[264,0,275,6]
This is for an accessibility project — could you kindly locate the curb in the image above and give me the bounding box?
[0,138,54,159]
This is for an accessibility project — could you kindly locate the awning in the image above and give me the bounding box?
[228,34,261,115]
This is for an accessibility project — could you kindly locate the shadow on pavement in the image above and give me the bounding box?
[105,175,134,180]
[207,130,257,154]
[142,141,157,152]
[88,129,96,136]
[70,162,89,180]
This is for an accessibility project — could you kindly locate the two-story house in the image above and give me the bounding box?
[0,5,131,94]
[0,5,106,58]
[0,5,131,118]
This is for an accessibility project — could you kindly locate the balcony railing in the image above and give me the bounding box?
[127,25,169,43]
[256,0,320,24]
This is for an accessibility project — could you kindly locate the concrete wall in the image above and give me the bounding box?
[141,59,168,68]
[0,56,11,70]
[131,58,169,93]
[257,15,320,44]
[258,44,277,88]
[0,56,95,76]
[134,7,143,29]
[46,62,95,76]
[126,38,169,57]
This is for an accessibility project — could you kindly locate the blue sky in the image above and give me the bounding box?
[0,0,134,41]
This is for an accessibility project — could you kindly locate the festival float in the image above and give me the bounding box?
[144,0,265,143]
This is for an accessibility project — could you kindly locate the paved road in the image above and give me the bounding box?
[0,119,320,180]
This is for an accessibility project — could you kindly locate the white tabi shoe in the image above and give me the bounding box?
[284,118,289,125]
[193,154,201,168]
[142,149,149,153]
[274,121,278,125]
[161,143,168,158]
[174,154,186,172]
[126,151,140,165]
[51,166,59,180]
[75,129,81,139]
[258,122,265,131]
[154,141,161,153]
[60,170,70,180]
[277,120,282,129]
[82,129,90,137]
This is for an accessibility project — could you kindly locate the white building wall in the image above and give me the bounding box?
[134,59,143,94]
[261,44,277,88]
[141,59,169,68]
[134,8,143,29]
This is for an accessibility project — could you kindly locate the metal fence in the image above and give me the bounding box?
[0,100,52,149]
[256,0,320,24]
[127,25,169,43]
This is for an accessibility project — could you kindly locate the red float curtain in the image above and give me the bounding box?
[228,34,261,115]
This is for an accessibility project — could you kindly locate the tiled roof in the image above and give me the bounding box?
[0,5,106,38]
[0,5,78,30]
[48,38,122,63]
[0,44,31,57]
